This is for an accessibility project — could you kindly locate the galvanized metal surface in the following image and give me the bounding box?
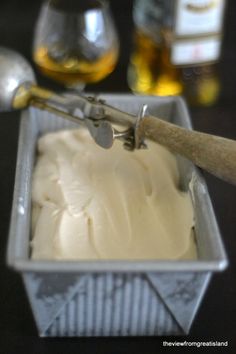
[23,271,211,336]
[7,94,227,336]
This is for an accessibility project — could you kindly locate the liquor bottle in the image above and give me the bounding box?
[128,0,225,106]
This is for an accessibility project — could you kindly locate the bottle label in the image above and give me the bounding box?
[171,36,221,65]
[171,0,224,65]
[175,0,225,36]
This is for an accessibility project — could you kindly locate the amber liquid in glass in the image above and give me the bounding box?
[128,30,220,106]
[34,46,118,86]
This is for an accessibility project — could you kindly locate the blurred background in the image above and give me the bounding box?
[0,0,236,352]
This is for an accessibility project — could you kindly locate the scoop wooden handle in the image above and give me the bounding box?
[140,115,236,185]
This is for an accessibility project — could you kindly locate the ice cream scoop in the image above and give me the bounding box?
[0,46,236,185]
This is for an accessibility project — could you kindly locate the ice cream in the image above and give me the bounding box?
[31,128,196,260]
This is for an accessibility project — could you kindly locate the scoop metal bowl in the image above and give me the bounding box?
[0,47,36,111]
[0,46,236,186]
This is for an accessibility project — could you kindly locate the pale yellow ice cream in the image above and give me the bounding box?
[31,128,196,260]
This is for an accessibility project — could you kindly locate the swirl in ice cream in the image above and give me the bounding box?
[31,128,196,260]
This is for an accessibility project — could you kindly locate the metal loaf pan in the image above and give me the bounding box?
[7,94,227,337]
